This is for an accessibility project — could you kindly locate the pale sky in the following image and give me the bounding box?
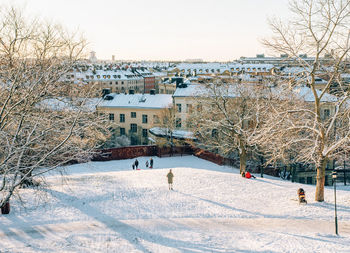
[6,0,291,61]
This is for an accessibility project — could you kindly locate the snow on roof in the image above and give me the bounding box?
[293,87,338,102]
[173,84,206,97]
[37,97,102,112]
[173,84,241,98]
[98,93,173,109]
[169,63,274,73]
[173,83,338,103]
[149,127,196,140]
[152,72,168,77]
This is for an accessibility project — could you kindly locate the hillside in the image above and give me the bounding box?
[1,156,350,252]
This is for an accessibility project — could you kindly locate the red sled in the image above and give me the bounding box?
[136,169,141,170]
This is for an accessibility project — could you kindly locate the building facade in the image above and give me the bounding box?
[97,93,173,145]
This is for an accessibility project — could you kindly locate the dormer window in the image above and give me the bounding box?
[107,75,111,79]
[97,75,100,78]
[103,75,106,79]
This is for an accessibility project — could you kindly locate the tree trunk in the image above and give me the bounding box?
[315,159,327,202]
[239,143,247,174]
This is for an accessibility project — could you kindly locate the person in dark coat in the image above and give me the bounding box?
[134,159,139,169]
[166,169,174,190]
[132,163,135,170]
[145,161,149,168]
[150,158,154,168]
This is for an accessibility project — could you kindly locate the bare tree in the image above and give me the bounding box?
[261,0,350,201]
[152,107,185,148]
[189,81,261,173]
[0,6,109,209]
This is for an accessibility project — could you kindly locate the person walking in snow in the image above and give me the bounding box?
[134,159,139,169]
[150,158,153,168]
[132,163,135,170]
[146,160,149,168]
[166,169,174,190]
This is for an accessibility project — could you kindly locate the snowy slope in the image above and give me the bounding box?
[1,156,350,252]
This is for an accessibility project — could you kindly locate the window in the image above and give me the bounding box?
[176,103,182,112]
[130,123,137,133]
[186,120,193,128]
[142,129,148,137]
[153,115,160,124]
[176,118,182,128]
[131,112,136,118]
[109,113,115,121]
[186,104,192,113]
[120,128,125,136]
[324,109,330,118]
[120,114,125,123]
[142,114,148,124]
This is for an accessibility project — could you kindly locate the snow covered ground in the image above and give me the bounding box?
[1,155,350,252]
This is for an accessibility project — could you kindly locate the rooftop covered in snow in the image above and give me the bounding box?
[97,93,173,109]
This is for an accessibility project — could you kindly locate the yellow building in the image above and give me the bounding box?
[97,93,173,145]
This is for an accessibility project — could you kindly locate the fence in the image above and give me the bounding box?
[92,145,158,161]
[92,145,227,166]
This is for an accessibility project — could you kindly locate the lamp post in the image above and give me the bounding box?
[332,171,338,235]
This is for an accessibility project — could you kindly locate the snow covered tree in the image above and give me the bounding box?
[261,0,350,201]
[0,6,109,209]
[189,81,262,173]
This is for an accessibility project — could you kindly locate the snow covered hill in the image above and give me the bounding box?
[1,156,350,252]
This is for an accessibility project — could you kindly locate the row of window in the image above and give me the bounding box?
[109,112,156,124]
[176,103,193,113]
[95,74,141,79]
[110,112,182,128]
[119,125,148,137]
[107,80,142,85]
[179,67,268,73]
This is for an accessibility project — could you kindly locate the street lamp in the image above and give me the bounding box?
[332,171,338,235]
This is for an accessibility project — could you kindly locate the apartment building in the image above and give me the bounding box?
[97,93,173,145]
[64,69,155,97]
[169,63,273,77]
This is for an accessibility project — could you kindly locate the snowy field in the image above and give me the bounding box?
[1,155,350,253]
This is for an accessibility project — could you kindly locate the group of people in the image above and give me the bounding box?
[132,158,153,170]
[131,158,174,190]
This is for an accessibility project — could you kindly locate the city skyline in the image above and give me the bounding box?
[9,0,290,61]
